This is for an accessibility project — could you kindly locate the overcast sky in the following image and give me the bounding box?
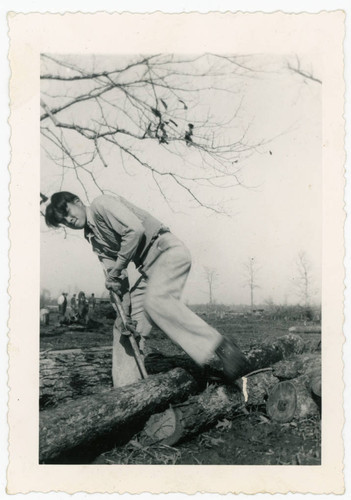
[40,54,322,306]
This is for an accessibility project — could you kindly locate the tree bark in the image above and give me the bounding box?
[293,374,320,419]
[40,367,198,463]
[246,333,306,370]
[271,352,321,380]
[40,347,113,409]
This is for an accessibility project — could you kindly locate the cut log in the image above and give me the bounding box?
[266,373,320,422]
[266,381,297,423]
[271,353,321,380]
[140,371,279,446]
[142,407,184,446]
[146,333,307,378]
[310,373,321,398]
[268,354,321,421]
[293,375,320,419]
[246,333,306,371]
[288,325,321,334]
[40,347,113,409]
[40,333,307,408]
[39,367,197,463]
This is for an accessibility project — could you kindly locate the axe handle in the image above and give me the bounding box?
[111,291,148,379]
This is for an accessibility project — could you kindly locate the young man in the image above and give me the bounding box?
[45,191,250,387]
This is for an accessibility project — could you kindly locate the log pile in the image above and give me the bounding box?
[141,370,279,446]
[39,332,317,408]
[140,351,321,447]
[39,333,321,462]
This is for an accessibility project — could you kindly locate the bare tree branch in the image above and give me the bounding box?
[287,56,322,84]
[40,53,312,212]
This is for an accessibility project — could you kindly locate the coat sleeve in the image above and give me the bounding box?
[92,196,145,273]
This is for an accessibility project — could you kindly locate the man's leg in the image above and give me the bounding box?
[143,234,222,365]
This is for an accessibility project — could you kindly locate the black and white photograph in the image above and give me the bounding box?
[39,51,323,465]
[7,10,345,495]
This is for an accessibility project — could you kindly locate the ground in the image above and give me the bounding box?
[40,305,321,465]
[94,413,321,466]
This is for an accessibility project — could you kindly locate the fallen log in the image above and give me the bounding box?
[288,325,321,334]
[300,337,321,353]
[310,373,321,398]
[39,367,197,463]
[246,333,306,370]
[40,347,113,409]
[145,333,307,377]
[140,371,279,446]
[293,374,321,419]
[271,352,321,380]
[39,333,307,408]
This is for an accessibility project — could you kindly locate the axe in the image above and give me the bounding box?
[110,290,148,379]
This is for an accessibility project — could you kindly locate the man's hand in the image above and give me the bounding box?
[123,318,138,336]
[105,276,124,295]
[105,268,129,296]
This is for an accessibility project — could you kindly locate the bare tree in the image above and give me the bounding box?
[40,53,277,212]
[203,267,219,305]
[292,251,314,307]
[243,257,260,312]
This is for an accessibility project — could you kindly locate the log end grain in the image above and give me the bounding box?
[266,381,297,423]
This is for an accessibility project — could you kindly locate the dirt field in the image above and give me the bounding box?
[40,305,321,465]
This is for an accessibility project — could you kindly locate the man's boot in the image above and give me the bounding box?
[215,336,251,383]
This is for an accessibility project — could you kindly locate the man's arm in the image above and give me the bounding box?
[93,195,145,274]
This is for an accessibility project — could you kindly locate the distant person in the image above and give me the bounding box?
[88,293,97,320]
[70,293,77,314]
[57,292,67,324]
[89,293,96,310]
[78,291,89,324]
[45,191,250,387]
[40,308,50,326]
[70,293,78,320]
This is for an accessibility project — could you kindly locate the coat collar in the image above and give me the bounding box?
[84,206,96,240]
